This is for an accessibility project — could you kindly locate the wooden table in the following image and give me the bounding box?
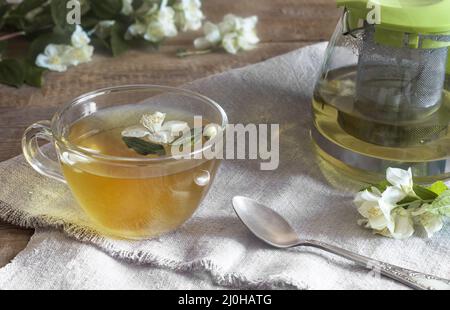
[0,0,339,268]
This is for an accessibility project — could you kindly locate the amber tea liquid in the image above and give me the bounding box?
[60,105,219,239]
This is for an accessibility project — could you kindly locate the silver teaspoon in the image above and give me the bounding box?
[232,196,450,290]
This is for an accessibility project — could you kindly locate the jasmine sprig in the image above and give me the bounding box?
[354,168,450,240]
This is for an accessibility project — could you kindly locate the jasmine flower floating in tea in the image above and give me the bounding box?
[121,111,220,157]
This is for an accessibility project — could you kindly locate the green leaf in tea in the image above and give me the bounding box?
[122,136,166,156]
[0,59,25,87]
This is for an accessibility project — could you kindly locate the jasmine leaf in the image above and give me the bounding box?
[0,4,10,29]
[0,59,25,87]
[51,0,76,34]
[23,61,45,87]
[428,190,450,217]
[110,22,129,56]
[428,181,448,196]
[0,41,7,55]
[397,196,419,206]
[89,0,122,20]
[122,137,166,156]
[91,37,111,50]
[15,0,47,15]
[362,180,390,193]
[413,184,438,201]
[80,15,99,29]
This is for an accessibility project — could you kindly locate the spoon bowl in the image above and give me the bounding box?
[232,196,300,248]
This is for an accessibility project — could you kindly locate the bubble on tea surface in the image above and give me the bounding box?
[194,170,210,187]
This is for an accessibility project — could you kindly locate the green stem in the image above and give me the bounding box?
[176,48,212,58]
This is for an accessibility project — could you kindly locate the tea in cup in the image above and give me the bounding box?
[22,85,227,239]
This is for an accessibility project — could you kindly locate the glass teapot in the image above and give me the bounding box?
[312,0,450,181]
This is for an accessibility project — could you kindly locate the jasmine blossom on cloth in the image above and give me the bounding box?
[355,167,450,239]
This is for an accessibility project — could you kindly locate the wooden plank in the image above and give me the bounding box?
[0,0,339,269]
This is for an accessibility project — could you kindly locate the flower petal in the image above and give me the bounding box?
[418,212,443,238]
[121,125,150,138]
[161,121,189,137]
[386,167,413,193]
[71,25,91,48]
[140,112,166,133]
[391,209,414,239]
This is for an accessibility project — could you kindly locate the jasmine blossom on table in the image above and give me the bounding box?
[36,25,94,72]
[355,167,450,239]
[173,0,204,32]
[187,14,259,56]
[126,0,178,43]
[0,0,259,87]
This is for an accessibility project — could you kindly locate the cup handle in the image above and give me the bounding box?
[22,120,66,184]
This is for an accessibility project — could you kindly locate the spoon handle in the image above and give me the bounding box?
[304,240,450,290]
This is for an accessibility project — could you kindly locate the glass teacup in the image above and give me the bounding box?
[22,85,228,239]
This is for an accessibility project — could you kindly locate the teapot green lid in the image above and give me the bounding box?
[337,0,450,48]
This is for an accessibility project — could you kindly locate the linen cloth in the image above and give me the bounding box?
[0,43,449,290]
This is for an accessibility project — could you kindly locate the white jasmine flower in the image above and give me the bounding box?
[222,32,240,54]
[418,212,443,238]
[386,167,415,197]
[194,14,259,54]
[121,125,150,138]
[71,25,91,48]
[193,21,221,49]
[127,22,147,38]
[355,186,406,235]
[174,0,205,32]
[355,167,450,240]
[64,45,94,66]
[121,0,134,16]
[145,1,177,42]
[123,112,190,145]
[389,208,415,239]
[35,44,72,72]
[161,121,189,136]
[127,0,177,43]
[412,204,444,238]
[36,26,93,72]
[141,112,166,133]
